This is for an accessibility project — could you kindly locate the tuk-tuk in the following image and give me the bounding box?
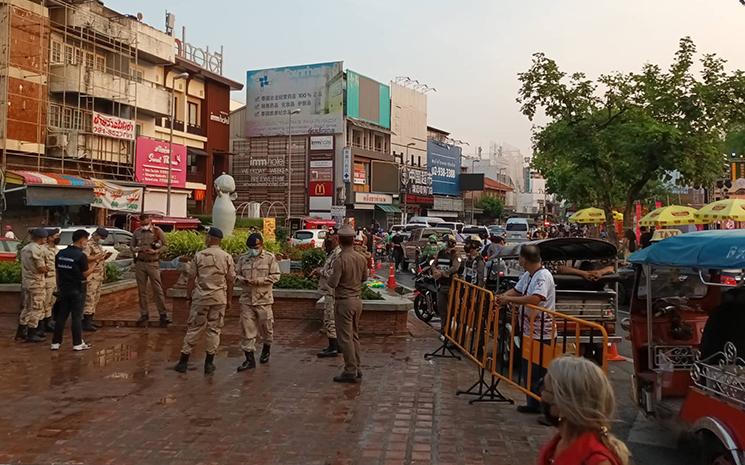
[492,237,622,345]
[626,229,745,465]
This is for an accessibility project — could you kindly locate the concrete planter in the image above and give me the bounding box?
[316,292,412,336]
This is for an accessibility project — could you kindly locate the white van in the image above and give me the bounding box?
[505,217,530,242]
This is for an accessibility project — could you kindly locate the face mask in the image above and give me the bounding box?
[541,400,561,427]
[246,248,260,257]
[142,224,152,231]
[53,237,61,245]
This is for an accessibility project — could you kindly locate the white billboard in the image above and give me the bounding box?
[245,61,344,136]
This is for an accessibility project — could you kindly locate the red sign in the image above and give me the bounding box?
[135,136,187,188]
[310,181,333,197]
[405,194,434,205]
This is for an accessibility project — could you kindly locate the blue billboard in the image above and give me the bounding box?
[427,139,461,196]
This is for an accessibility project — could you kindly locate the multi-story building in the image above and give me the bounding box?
[426,126,464,220]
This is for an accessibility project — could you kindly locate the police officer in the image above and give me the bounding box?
[328,224,369,383]
[432,234,463,325]
[236,233,281,371]
[174,227,235,374]
[314,232,341,357]
[463,238,486,287]
[17,228,49,342]
[41,228,61,333]
[51,229,95,351]
[83,228,111,331]
[131,214,170,327]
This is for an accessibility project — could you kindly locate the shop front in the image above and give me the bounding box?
[352,192,400,230]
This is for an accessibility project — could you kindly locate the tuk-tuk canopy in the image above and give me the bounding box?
[498,237,618,261]
[629,229,745,269]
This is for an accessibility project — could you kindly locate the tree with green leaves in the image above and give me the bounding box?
[517,37,745,240]
[477,195,505,221]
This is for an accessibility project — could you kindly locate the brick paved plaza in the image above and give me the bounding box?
[0,314,553,465]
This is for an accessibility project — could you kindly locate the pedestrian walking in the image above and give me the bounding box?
[51,229,95,351]
[538,355,629,465]
[236,233,280,372]
[41,228,60,333]
[327,224,368,383]
[4,224,16,239]
[314,233,341,357]
[83,228,111,331]
[495,244,556,415]
[131,214,170,327]
[17,228,49,342]
[174,228,235,374]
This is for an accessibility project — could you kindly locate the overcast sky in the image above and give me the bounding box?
[109,0,745,156]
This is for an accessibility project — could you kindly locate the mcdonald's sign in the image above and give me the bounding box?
[310,181,333,197]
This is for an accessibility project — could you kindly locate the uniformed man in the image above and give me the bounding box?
[236,233,281,371]
[432,234,463,326]
[131,214,170,327]
[328,224,369,383]
[83,228,112,331]
[17,228,49,342]
[174,227,235,374]
[51,229,95,351]
[41,228,61,333]
[314,233,341,357]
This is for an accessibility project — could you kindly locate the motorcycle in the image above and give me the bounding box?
[413,261,438,323]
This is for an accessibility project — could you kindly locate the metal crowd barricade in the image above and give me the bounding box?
[426,277,610,404]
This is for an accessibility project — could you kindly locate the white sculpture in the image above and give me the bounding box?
[212,172,237,237]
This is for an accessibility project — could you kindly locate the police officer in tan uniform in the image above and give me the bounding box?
[175,227,235,374]
[17,228,49,342]
[328,224,369,383]
[41,228,61,333]
[130,214,170,327]
[83,228,111,331]
[236,233,280,371]
[314,233,341,357]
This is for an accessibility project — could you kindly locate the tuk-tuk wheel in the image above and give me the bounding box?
[699,431,737,465]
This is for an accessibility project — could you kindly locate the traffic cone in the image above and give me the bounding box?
[376,260,382,270]
[607,342,625,362]
[387,264,397,290]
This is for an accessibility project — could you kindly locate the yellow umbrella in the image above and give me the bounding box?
[639,205,699,227]
[568,207,607,224]
[696,198,745,223]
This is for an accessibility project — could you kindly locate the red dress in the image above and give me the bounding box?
[538,432,621,465]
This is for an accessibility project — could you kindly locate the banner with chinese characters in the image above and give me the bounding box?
[92,112,136,140]
[91,179,143,212]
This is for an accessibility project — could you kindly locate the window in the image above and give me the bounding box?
[188,102,199,126]
[62,107,72,128]
[74,49,83,67]
[130,68,143,82]
[64,44,74,64]
[85,52,94,69]
[136,124,142,137]
[72,109,82,130]
[188,152,198,174]
[95,55,106,72]
[51,41,62,64]
[49,105,61,127]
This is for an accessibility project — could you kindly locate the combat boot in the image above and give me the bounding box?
[259,344,271,364]
[204,353,216,375]
[35,324,47,340]
[237,351,256,372]
[15,324,27,341]
[82,315,97,332]
[317,338,339,358]
[25,326,45,343]
[174,353,189,373]
[159,314,172,328]
[44,317,56,332]
[333,372,359,384]
[136,315,149,327]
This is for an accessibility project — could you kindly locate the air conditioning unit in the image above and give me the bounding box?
[47,133,68,148]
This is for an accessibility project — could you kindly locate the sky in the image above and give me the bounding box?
[109,0,745,157]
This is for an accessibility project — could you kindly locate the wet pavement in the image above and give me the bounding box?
[0,314,557,465]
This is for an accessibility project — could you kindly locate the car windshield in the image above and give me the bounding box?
[1,240,19,253]
[294,231,314,240]
[506,223,528,231]
[59,231,74,245]
[637,267,709,299]
[462,227,485,234]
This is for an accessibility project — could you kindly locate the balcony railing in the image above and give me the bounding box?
[186,124,205,136]
[157,119,204,136]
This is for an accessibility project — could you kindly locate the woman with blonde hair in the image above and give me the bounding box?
[537,355,630,465]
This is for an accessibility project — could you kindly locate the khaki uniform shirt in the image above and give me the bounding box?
[188,245,236,306]
[85,240,106,278]
[318,247,341,296]
[21,242,46,290]
[236,250,281,305]
[43,243,57,286]
[328,247,369,299]
[131,226,166,261]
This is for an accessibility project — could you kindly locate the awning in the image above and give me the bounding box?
[185,182,208,191]
[426,210,460,218]
[6,170,94,187]
[5,170,94,206]
[187,147,208,157]
[376,204,401,214]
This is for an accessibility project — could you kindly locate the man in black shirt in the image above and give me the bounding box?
[639,226,654,249]
[51,229,95,351]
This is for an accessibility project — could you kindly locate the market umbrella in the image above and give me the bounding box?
[568,208,622,224]
[639,205,699,227]
[695,198,745,223]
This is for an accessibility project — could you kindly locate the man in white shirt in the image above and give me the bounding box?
[495,244,556,414]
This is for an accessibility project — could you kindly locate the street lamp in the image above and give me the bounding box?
[286,108,301,219]
[166,71,189,216]
[403,142,415,223]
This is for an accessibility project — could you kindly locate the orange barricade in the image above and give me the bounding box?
[426,277,609,405]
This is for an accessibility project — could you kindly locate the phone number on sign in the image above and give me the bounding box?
[430,166,456,178]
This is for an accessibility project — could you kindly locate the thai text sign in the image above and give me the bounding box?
[92,112,135,140]
[91,179,142,211]
[135,137,187,188]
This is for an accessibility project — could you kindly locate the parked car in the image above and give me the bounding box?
[408,216,445,227]
[0,237,19,262]
[289,229,327,248]
[505,217,530,242]
[438,221,464,233]
[56,227,133,261]
[403,227,465,264]
[461,225,489,238]
[488,225,507,237]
